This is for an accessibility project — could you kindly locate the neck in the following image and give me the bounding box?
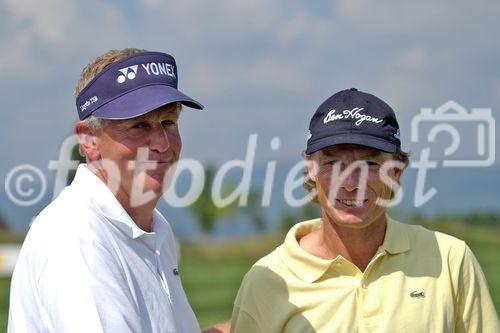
[115,190,158,232]
[307,212,387,272]
[91,165,159,232]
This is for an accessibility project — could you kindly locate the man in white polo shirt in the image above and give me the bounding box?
[231,89,499,332]
[8,48,226,332]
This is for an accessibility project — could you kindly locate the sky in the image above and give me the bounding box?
[1,0,499,234]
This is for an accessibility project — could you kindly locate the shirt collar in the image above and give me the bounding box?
[280,216,410,283]
[151,209,169,250]
[279,219,335,283]
[72,164,168,247]
[380,216,410,255]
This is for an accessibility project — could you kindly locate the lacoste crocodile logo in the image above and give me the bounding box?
[410,290,425,298]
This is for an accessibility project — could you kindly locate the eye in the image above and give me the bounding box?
[131,122,149,129]
[325,160,342,166]
[161,119,176,127]
[366,160,381,168]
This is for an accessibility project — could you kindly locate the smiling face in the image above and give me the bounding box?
[307,144,402,229]
[91,103,181,205]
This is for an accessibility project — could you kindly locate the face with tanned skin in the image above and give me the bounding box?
[307,144,402,229]
[76,103,181,206]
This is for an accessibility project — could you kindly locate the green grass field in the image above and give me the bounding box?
[1,222,499,330]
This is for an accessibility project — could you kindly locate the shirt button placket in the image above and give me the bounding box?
[155,250,172,302]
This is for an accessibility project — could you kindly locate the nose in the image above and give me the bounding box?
[149,124,170,153]
[339,164,362,192]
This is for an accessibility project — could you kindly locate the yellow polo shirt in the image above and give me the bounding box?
[231,218,499,332]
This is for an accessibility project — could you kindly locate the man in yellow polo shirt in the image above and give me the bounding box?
[231,88,499,332]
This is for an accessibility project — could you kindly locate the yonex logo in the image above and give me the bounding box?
[116,63,176,84]
[142,62,176,78]
[117,65,139,83]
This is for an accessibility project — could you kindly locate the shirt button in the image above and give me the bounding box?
[362,282,368,289]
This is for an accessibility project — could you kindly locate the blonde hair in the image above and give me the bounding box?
[75,48,148,132]
[303,148,411,203]
[74,48,147,98]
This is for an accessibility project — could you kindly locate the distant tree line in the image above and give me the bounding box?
[64,147,500,235]
[411,212,500,228]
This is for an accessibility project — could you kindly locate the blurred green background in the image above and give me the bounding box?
[1,214,499,331]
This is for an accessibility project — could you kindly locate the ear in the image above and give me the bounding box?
[74,121,101,162]
[305,154,318,183]
[385,161,404,186]
[392,167,403,182]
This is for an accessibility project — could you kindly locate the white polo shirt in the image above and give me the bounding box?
[8,164,200,333]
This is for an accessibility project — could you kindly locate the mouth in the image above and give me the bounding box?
[151,161,172,165]
[142,158,174,164]
[137,160,174,170]
[335,199,368,208]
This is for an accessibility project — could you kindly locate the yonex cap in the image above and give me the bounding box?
[76,51,203,120]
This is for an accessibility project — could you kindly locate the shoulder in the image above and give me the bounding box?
[234,246,297,320]
[391,219,471,271]
[236,246,291,300]
[242,248,286,284]
[241,219,322,286]
[17,188,112,277]
[394,219,466,252]
[29,192,101,245]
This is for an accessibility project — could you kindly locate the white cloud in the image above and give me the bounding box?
[0,0,128,77]
[0,0,498,167]
[395,46,428,71]
[133,0,333,96]
[336,0,500,34]
[3,0,74,43]
[185,53,314,97]
[273,9,331,45]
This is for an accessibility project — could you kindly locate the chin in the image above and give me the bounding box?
[145,180,165,194]
[145,169,169,187]
[333,216,368,228]
[326,208,374,228]
[134,174,163,198]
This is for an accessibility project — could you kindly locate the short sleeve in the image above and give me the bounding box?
[231,305,263,333]
[454,243,499,333]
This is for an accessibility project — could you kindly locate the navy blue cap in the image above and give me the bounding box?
[306,88,401,154]
[76,51,203,120]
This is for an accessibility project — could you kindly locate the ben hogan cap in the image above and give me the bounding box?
[306,88,401,154]
[76,51,203,120]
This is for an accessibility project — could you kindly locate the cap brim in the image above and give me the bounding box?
[92,84,204,120]
[306,134,397,154]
